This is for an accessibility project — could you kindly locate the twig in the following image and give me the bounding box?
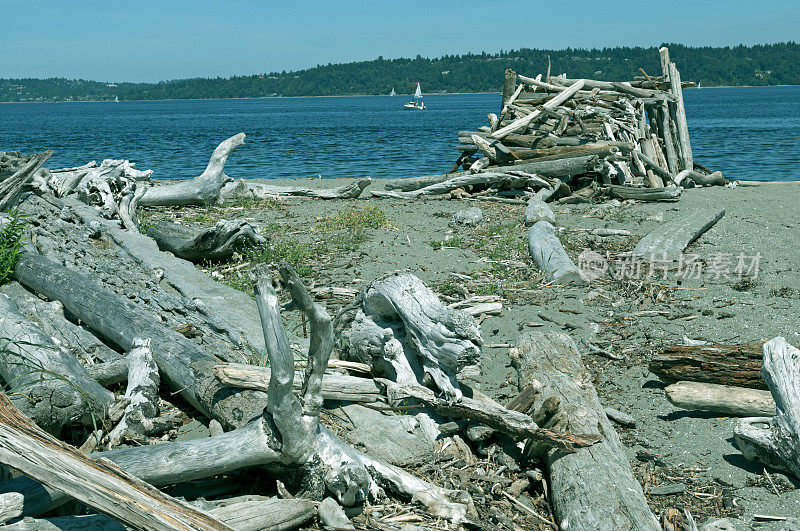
[500,491,556,529]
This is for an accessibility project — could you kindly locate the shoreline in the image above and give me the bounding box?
[3,84,800,104]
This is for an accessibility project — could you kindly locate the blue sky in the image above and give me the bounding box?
[2,0,798,82]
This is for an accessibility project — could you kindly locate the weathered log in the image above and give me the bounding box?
[147,219,265,262]
[213,363,384,402]
[107,338,160,447]
[524,199,555,225]
[220,177,371,201]
[0,151,52,211]
[0,293,114,433]
[492,80,585,139]
[511,154,603,177]
[371,172,528,199]
[602,184,682,202]
[668,63,693,171]
[0,492,23,524]
[528,221,585,285]
[511,332,659,530]
[650,343,766,389]
[665,381,775,417]
[633,209,724,258]
[139,133,245,207]
[380,379,599,451]
[501,69,518,109]
[675,169,727,187]
[734,337,800,478]
[340,274,482,401]
[318,497,354,530]
[12,251,270,430]
[0,393,231,531]
[86,358,129,387]
[637,151,674,183]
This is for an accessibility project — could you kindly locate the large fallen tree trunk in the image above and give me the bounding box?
[602,184,681,201]
[0,293,114,433]
[665,381,775,417]
[12,251,269,430]
[734,337,800,479]
[221,177,371,201]
[511,331,659,530]
[649,342,766,389]
[371,172,531,199]
[0,392,230,531]
[138,133,245,207]
[147,219,265,262]
[0,150,52,211]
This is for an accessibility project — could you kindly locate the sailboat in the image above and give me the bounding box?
[403,83,426,110]
[389,87,396,97]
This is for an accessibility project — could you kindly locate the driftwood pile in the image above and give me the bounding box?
[375,46,726,206]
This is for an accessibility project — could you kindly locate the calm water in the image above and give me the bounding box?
[1,87,798,182]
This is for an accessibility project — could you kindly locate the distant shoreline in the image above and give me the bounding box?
[3,85,800,104]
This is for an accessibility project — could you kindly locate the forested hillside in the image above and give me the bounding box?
[2,42,797,102]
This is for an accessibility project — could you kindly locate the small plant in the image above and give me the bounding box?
[246,238,316,276]
[316,204,390,232]
[0,210,28,285]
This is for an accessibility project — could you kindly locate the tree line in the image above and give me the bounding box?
[2,42,798,102]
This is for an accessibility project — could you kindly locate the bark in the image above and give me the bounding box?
[649,342,766,389]
[139,134,245,207]
[0,393,231,531]
[511,331,659,530]
[0,293,114,433]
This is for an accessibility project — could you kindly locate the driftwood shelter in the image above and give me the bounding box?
[0,47,787,530]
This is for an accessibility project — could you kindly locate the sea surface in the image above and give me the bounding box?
[1,86,798,182]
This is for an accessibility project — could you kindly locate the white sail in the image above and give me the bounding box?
[414,83,422,98]
[389,87,396,96]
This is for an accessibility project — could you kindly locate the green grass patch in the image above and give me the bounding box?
[0,210,27,285]
[316,204,390,232]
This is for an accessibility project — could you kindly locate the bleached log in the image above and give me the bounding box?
[492,80,585,139]
[637,151,674,183]
[524,199,555,225]
[148,219,265,262]
[107,338,160,448]
[0,492,23,524]
[468,156,491,173]
[676,169,727,187]
[87,358,130,386]
[139,133,245,207]
[0,150,52,211]
[12,251,270,431]
[511,332,660,530]
[0,393,231,531]
[220,177,371,201]
[318,497,354,530]
[341,274,482,402]
[118,180,148,232]
[734,337,800,478]
[528,221,584,285]
[0,293,114,433]
[668,63,693,171]
[666,381,775,417]
[213,363,383,402]
[501,69,518,109]
[658,104,679,174]
[650,343,766,389]
[633,209,724,258]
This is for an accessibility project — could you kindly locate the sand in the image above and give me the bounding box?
[144,177,800,526]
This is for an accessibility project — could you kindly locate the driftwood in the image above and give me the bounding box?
[0,492,23,524]
[0,293,114,433]
[524,199,555,225]
[633,209,724,258]
[668,62,693,171]
[371,171,530,199]
[220,177,371,201]
[649,342,766,389]
[147,219,265,262]
[528,221,584,285]
[0,392,230,531]
[86,358,130,387]
[734,337,800,478]
[340,274,482,401]
[213,363,383,403]
[665,381,775,417]
[0,150,52,211]
[106,338,160,447]
[676,169,728,187]
[602,184,681,201]
[139,133,245,207]
[511,332,659,529]
[492,79,585,138]
[12,251,270,430]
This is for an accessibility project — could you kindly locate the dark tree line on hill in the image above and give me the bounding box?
[2,42,798,102]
